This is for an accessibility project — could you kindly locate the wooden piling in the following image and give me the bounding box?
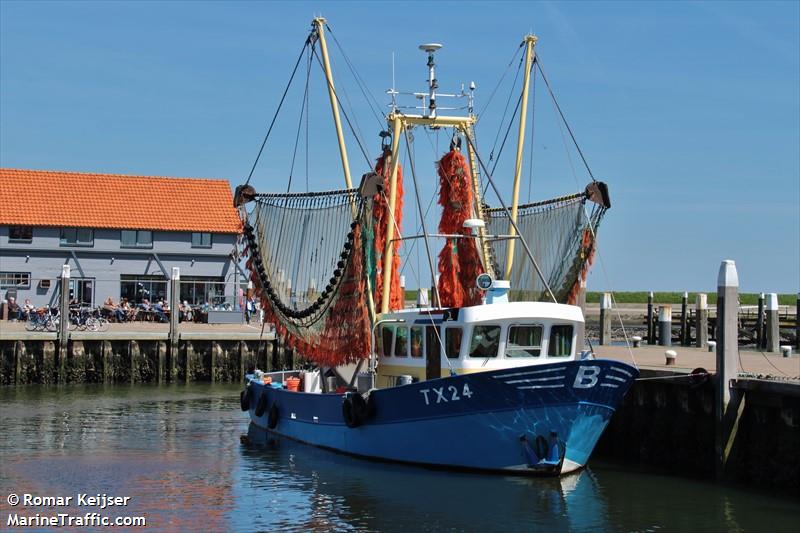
[680,291,689,346]
[695,293,708,349]
[169,267,180,382]
[58,265,70,384]
[576,278,587,350]
[756,293,765,349]
[765,293,779,353]
[796,292,799,352]
[658,305,672,346]
[715,260,740,478]
[647,291,654,345]
[599,292,612,346]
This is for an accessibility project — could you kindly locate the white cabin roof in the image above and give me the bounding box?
[379,301,584,324]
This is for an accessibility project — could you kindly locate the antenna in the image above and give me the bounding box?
[419,43,443,118]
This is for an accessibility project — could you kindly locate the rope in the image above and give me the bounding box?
[244,36,311,186]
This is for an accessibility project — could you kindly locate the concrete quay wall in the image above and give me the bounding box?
[596,371,800,495]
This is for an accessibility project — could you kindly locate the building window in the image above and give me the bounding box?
[178,276,225,306]
[506,325,543,358]
[68,278,94,306]
[191,232,212,248]
[548,325,574,357]
[8,226,33,242]
[0,272,31,289]
[60,228,94,247]
[469,325,501,358]
[121,230,153,248]
[120,275,167,304]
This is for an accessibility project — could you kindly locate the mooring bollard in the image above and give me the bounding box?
[658,305,672,346]
[665,349,677,366]
[631,335,642,348]
[647,291,654,345]
[681,291,689,346]
[599,292,612,346]
[757,292,765,350]
[707,339,716,353]
[766,293,779,353]
[780,345,792,358]
[695,293,708,349]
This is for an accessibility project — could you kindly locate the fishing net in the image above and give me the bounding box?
[243,187,371,366]
[484,182,609,304]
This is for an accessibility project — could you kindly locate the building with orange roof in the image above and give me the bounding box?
[0,168,244,315]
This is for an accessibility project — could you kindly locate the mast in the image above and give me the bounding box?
[503,34,537,281]
[313,17,354,190]
[380,115,403,314]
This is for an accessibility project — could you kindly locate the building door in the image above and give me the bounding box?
[69,278,94,306]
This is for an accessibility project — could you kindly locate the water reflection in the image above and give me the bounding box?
[1,384,797,533]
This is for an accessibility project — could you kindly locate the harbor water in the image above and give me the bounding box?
[1,383,798,532]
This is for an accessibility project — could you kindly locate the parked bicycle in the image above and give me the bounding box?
[25,307,59,332]
[68,307,109,332]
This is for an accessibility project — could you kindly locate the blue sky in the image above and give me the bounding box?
[1,1,798,293]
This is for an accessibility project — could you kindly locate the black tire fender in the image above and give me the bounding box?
[254,391,268,417]
[267,402,279,429]
[240,388,251,411]
[342,393,368,428]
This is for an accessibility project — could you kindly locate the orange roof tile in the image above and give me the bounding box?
[0,168,241,233]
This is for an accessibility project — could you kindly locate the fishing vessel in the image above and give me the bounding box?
[237,18,637,475]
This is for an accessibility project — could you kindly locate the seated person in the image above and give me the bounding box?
[7,296,22,320]
[152,300,168,322]
[23,299,36,320]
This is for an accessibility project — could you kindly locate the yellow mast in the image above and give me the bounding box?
[313,17,354,190]
[379,114,477,314]
[503,34,537,281]
[313,18,376,324]
[380,115,404,314]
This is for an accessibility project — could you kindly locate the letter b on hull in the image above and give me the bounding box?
[573,366,600,389]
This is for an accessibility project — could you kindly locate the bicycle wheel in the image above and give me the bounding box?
[96,318,110,332]
[47,317,58,332]
[25,319,37,331]
[85,317,100,331]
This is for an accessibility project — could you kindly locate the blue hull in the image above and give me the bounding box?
[245,359,638,475]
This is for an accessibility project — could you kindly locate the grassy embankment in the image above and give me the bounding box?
[402,290,796,306]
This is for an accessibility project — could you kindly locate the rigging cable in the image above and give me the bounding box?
[535,57,597,182]
[244,35,311,186]
[311,47,373,168]
[463,131,557,303]
[324,23,385,130]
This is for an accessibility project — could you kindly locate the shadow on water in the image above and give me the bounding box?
[1,383,798,532]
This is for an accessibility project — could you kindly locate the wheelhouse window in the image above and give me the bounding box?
[506,325,543,357]
[469,325,501,358]
[380,325,394,357]
[394,326,408,357]
[410,326,423,358]
[425,326,441,360]
[8,226,32,242]
[60,228,94,247]
[121,230,153,248]
[191,232,212,248]
[0,272,31,289]
[444,327,463,359]
[548,325,574,357]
